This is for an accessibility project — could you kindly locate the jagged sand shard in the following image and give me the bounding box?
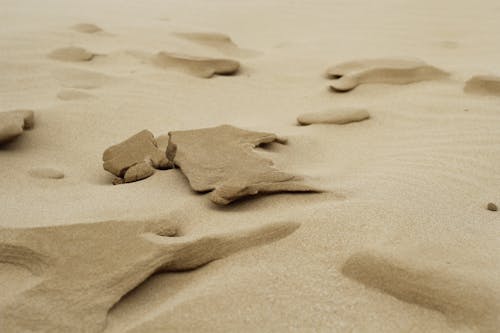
[342,251,500,332]
[326,58,448,92]
[153,52,240,78]
[0,219,300,333]
[167,125,318,205]
[0,110,34,145]
[102,130,172,184]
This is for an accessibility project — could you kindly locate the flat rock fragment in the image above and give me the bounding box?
[167,125,318,204]
[326,58,448,92]
[0,110,34,145]
[297,108,370,125]
[102,130,172,184]
[0,218,300,332]
[464,75,500,96]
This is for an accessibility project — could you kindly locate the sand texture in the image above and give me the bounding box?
[326,58,449,92]
[1,0,500,332]
[168,125,318,204]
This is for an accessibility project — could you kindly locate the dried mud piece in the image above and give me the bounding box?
[0,110,34,145]
[102,130,172,184]
[167,125,318,204]
[153,51,240,78]
[326,58,448,92]
[0,218,299,332]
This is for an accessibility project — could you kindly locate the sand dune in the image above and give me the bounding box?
[0,218,299,332]
[153,52,240,78]
[342,250,500,332]
[326,58,449,92]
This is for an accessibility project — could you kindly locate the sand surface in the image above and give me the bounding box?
[1,0,499,332]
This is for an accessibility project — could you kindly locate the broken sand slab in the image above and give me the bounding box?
[297,108,370,125]
[48,47,96,62]
[464,75,500,96]
[153,51,240,78]
[326,58,448,92]
[0,110,34,145]
[172,31,258,57]
[0,218,299,332]
[342,250,500,332]
[167,125,318,204]
[102,130,173,184]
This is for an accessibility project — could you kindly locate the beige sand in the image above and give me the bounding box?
[1,0,499,332]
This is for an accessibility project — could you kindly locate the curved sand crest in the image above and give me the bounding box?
[48,47,95,62]
[0,218,299,333]
[153,51,240,78]
[0,110,34,145]
[326,58,448,92]
[103,130,174,184]
[297,108,370,125]
[464,75,500,96]
[173,32,257,57]
[167,125,318,205]
[28,167,64,180]
[342,251,500,332]
[72,23,103,34]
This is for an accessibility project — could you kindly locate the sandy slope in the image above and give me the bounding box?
[1,0,499,332]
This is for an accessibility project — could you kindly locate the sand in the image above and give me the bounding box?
[1,0,499,332]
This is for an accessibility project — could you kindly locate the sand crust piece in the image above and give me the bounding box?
[297,108,370,125]
[487,202,497,211]
[48,47,95,62]
[326,58,448,92]
[0,110,34,145]
[153,51,240,78]
[28,167,64,179]
[167,125,318,204]
[72,23,102,34]
[464,75,500,96]
[0,218,299,332]
[342,251,500,332]
[102,130,172,184]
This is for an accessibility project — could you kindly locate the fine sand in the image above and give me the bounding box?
[1,0,499,332]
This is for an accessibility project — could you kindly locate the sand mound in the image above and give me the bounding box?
[167,125,318,204]
[103,130,173,184]
[48,47,95,62]
[57,89,93,100]
[153,52,240,78]
[173,32,256,57]
[326,58,448,92]
[342,251,500,332]
[72,23,103,34]
[0,110,34,145]
[28,167,64,179]
[297,108,370,125]
[464,75,500,96]
[0,218,299,332]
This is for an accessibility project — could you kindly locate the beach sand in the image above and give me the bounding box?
[1,0,499,332]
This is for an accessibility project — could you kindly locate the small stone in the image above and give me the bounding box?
[487,202,497,211]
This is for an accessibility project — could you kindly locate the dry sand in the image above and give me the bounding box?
[1,0,499,332]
